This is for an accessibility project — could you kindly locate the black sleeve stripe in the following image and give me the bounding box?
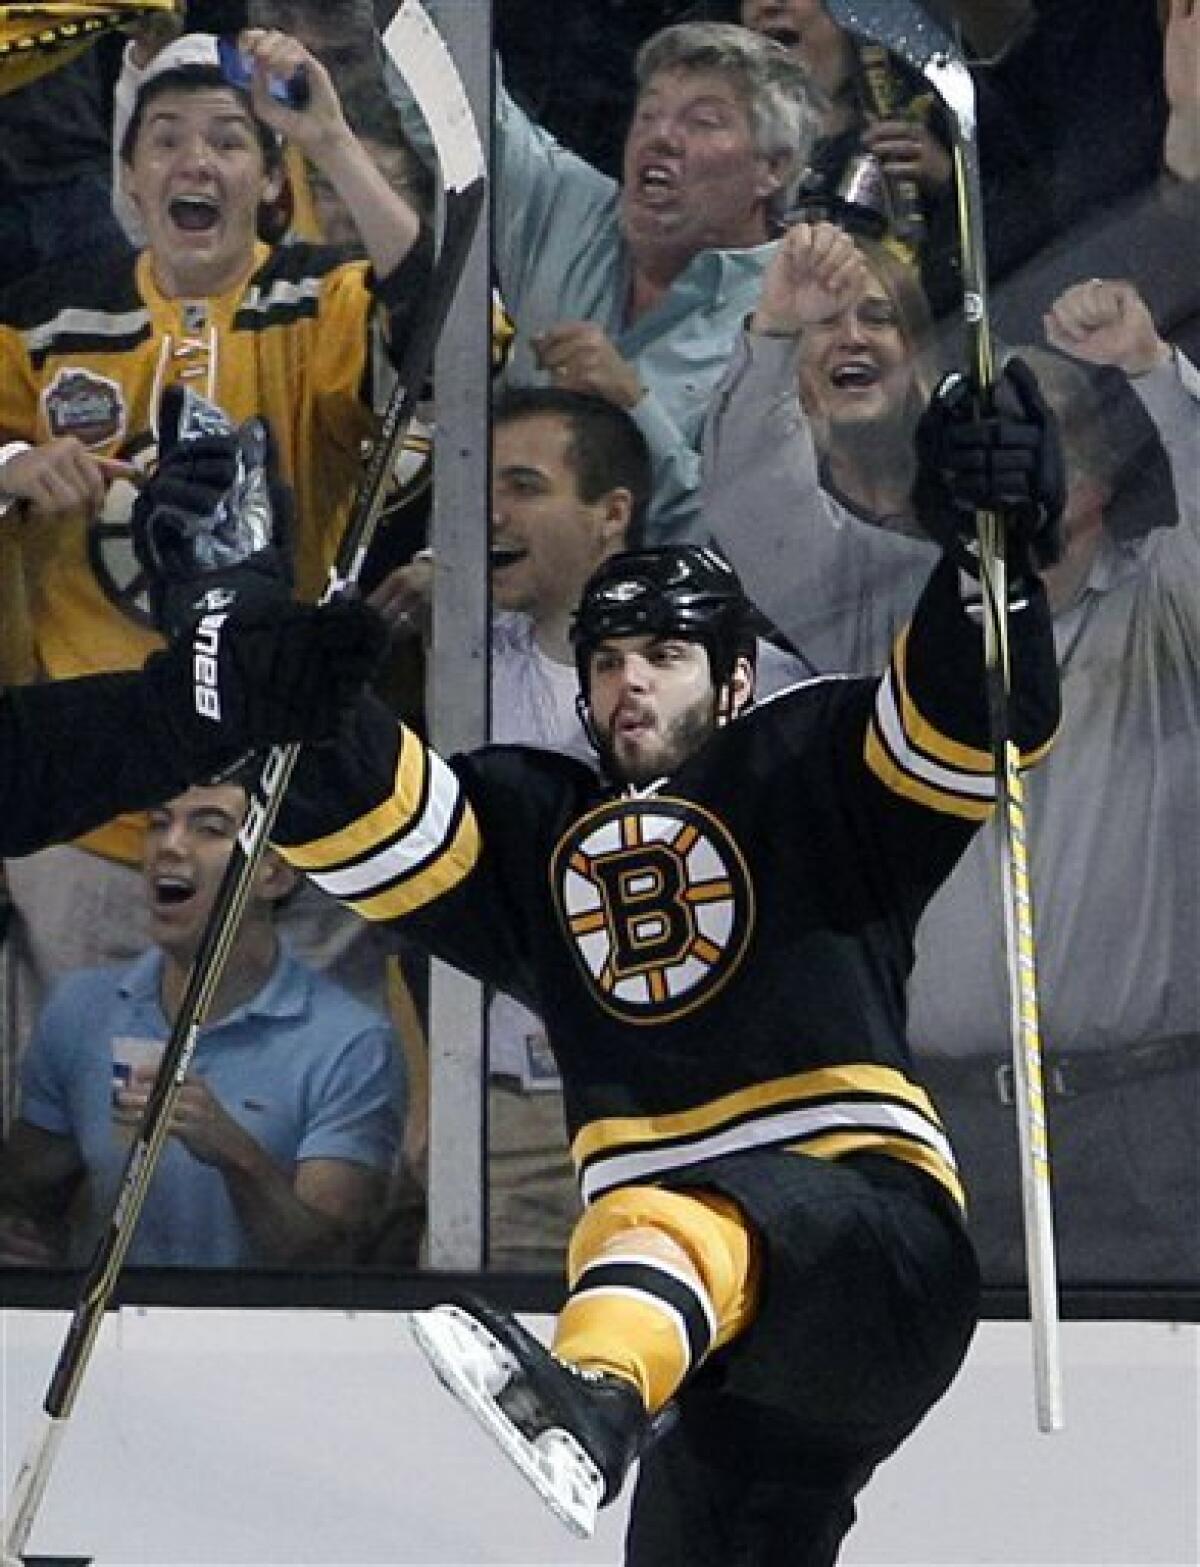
[571,1256,716,1372]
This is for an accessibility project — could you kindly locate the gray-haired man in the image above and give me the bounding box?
[387,20,819,540]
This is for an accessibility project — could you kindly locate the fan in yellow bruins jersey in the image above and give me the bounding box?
[0,26,428,869]
[218,365,1062,1563]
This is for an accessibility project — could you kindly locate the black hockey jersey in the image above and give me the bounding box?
[0,670,208,858]
[276,560,1059,1212]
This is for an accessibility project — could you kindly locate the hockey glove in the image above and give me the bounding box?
[133,384,295,638]
[142,597,388,772]
[913,356,1066,579]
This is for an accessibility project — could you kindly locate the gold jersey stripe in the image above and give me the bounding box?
[892,627,995,774]
[342,807,480,920]
[869,653,996,819]
[280,730,481,919]
[783,1130,966,1211]
[576,1098,960,1211]
[894,645,1058,776]
[283,728,426,872]
[866,723,992,822]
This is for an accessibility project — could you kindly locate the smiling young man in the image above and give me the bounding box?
[490,390,648,667]
[0,779,403,1269]
[369,387,651,1270]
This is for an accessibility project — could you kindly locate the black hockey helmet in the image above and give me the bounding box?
[571,545,756,698]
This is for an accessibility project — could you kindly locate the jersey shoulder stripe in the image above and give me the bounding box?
[234,243,368,334]
[19,306,153,368]
[252,239,360,288]
[2,255,148,368]
[281,728,481,918]
[866,626,996,820]
[232,278,324,332]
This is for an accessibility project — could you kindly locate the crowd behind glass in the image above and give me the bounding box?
[0,0,1195,1294]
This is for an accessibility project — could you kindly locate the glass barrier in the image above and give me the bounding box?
[0,0,1195,1312]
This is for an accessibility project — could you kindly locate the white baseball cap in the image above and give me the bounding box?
[134,31,222,86]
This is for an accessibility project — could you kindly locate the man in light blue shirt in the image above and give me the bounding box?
[0,780,404,1268]
[386,21,819,541]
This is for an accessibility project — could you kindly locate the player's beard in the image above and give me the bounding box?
[597,691,719,788]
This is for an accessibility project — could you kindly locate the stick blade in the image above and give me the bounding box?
[2,1415,69,1567]
[824,0,977,144]
[823,0,957,72]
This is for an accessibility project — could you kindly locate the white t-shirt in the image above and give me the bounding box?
[489,615,591,1085]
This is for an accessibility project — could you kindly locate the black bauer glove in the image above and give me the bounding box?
[142,598,388,772]
[913,356,1067,579]
[132,384,295,637]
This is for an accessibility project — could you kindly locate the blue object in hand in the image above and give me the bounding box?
[217,37,310,110]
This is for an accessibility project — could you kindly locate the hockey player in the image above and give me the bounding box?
[148,363,1064,1564]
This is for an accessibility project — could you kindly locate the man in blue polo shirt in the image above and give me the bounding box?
[0,777,405,1268]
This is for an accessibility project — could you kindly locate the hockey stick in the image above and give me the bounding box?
[0,7,485,1559]
[825,0,1064,1434]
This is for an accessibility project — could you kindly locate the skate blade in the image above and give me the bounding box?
[407,1305,603,1539]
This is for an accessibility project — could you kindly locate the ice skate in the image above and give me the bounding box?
[407,1297,648,1537]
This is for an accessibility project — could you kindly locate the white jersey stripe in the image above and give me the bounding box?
[23,305,150,354]
[577,1251,719,1344]
[875,667,995,802]
[579,1098,956,1205]
[239,276,326,315]
[308,748,462,899]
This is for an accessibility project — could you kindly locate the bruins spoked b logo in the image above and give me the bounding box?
[552,797,754,1022]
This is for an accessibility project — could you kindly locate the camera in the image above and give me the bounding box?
[216,37,310,111]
